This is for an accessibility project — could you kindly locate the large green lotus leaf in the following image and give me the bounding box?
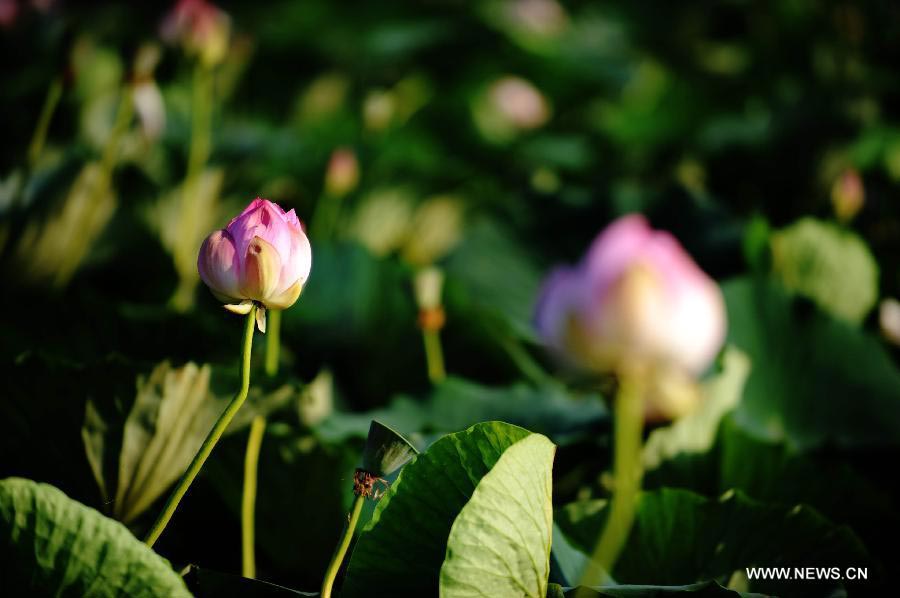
[645,414,897,581]
[546,581,765,597]
[723,277,900,449]
[557,488,868,596]
[0,477,190,597]
[440,433,556,597]
[342,421,533,596]
[770,217,878,324]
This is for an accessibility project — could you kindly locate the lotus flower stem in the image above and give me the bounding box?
[27,76,63,168]
[241,415,266,578]
[237,308,282,575]
[264,309,282,376]
[321,494,365,598]
[241,308,279,577]
[423,329,445,383]
[581,372,645,586]
[144,305,257,547]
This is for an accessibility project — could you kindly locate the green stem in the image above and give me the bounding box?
[27,77,63,168]
[241,415,267,578]
[580,373,644,587]
[246,308,279,575]
[265,309,281,377]
[498,335,552,386]
[422,329,446,383]
[321,494,365,598]
[144,306,257,548]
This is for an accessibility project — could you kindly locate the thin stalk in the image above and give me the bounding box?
[422,328,446,383]
[264,309,281,376]
[27,77,64,168]
[144,306,257,547]
[579,373,644,587]
[320,494,365,598]
[241,415,266,578]
[243,308,279,577]
[498,335,552,386]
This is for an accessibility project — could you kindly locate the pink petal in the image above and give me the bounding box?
[277,226,312,293]
[534,267,583,352]
[198,229,242,302]
[583,214,653,298]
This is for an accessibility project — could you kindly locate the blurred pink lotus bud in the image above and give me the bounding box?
[880,298,900,347]
[489,76,550,130]
[0,0,18,28]
[160,0,230,66]
[325,148,359,197]
[198,198,311,317]
[535,215,726,375]
[507,0,568,37]
[831,168,864,223]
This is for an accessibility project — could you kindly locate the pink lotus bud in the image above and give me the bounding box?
[160,0,230,66]
[0,0,18,28]
[534,215,726,375]
[198,198,311,316]
[324,148,359,197]
[489,76,550,130]
[831,168,864,223]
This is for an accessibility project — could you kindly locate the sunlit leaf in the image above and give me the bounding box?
[440,434,555,597]
[342,421,533,596]
[770,218,878,323]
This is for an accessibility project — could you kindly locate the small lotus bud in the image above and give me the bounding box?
[831,169,864,223]
[324,148,359,198]
[160,0,231,67]
[363,89,396,131]
[402,196,464,266]
[132,80,166,140]
[413,266,444,311]
[506,0,568,37]
[534,214,726,375]
[347,188,415,256]
[0,0,18,28]
[414,267,446,333]
[880,298,900,347]
[473,75,551,142]
[489,76,550,130]
[198,198,311,327]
